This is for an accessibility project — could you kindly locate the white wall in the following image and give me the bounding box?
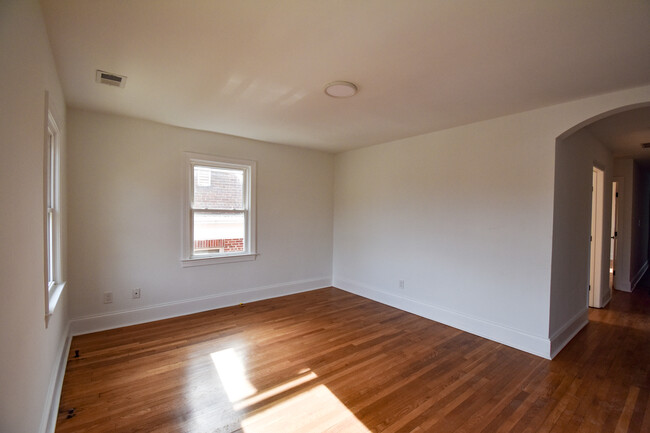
[0,1,69,432]
[612,158,650,292]
[67,110,334,332]
[630,162,650,285]
[614,158,634,291]
[549,128,613,355]
[333,84,650,358]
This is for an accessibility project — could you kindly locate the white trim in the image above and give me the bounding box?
[70,278,331,336]
[181,253,258,267]
[47,282,66,317]
[601,291,612,308]
[40,322,71,433]
[630,260,648,292]
[44,105,65,326]
[616,280,632,292]
[549,308,589,359]
[333,277,552,359]
[589,166,605,308]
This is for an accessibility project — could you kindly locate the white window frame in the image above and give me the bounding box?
[44,110,65,324]
[181,152,257,267]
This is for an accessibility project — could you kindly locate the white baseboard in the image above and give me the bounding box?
[616,280,632,292]
[601,291,612,308]
[40,321,72,433]
[333,277,551,359]
[631,260,648,292]
[70,278,331,336]
[549,308,589,359]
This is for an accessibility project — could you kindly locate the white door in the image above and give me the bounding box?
[589,170,598,307]
[589,167,605,308]
[609,181,619,291]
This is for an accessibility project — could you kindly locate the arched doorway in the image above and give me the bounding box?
[549,103,650,357]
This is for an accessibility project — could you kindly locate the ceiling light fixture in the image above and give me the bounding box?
[324,81,358,98]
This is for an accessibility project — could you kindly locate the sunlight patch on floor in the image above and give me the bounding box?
[211,348,257,402]
[234,371,317,410]
[209,349,370,432]
[241,384,371,433]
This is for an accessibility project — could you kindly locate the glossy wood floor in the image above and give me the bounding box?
[56,286,649,432]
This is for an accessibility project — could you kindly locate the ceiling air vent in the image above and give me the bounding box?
[95,70,127,88]
[641,143,650,149]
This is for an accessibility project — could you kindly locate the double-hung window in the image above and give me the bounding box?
[45,110,64,323]
[182,153,257,266]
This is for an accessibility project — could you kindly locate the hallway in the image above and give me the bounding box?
[551,279,650,431]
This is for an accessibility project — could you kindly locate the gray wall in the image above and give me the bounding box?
[0,1,69,432]
[613,158,650,291]
[549,128,613,341]
[66,110,334,327]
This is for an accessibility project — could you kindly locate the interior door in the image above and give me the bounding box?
[610,181,619,291]
[589,169,598,307]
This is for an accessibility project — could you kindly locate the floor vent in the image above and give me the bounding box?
[95,70,127,88]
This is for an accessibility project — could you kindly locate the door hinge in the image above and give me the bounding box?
[615,231,618,237]
[616,192,619,197]
[613,270,616,276]
[588,285,591,291]
[590,235,593,242]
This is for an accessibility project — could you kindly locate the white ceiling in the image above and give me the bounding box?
[40,0,650,153]
[586,106,650,162]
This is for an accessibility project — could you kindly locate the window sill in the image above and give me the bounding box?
[45,281,66,327]
[181,253,258,268]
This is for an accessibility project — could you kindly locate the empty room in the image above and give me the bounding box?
[2,1,650,432]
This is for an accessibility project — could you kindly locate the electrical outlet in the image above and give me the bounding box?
[399,280,405,289]
[132,288,141,299]
[103,292,113,304]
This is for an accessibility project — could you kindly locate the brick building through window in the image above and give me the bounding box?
[192,167,245,254]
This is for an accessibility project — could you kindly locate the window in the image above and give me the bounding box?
[182,153,257,266]
[45,110,65,323]
[196,167,212,187]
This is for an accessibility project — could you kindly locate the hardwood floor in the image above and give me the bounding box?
[55,286,649,432]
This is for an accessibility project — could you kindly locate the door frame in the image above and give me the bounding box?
[589,166,605,308]
[608,177,623,298]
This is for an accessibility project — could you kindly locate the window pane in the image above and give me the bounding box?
[47,211,54,284]
[193,212,245,255]
[193,166,244,210]
[48,132,54,207]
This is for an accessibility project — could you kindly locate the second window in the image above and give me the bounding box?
[185,154,256,263]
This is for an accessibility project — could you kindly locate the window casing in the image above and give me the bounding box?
[182,153,257,267]
[45,111,65,323]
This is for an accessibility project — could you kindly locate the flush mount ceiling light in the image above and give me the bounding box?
[324,81,358,98]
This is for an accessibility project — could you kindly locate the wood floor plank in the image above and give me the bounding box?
[56,285,650,432]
